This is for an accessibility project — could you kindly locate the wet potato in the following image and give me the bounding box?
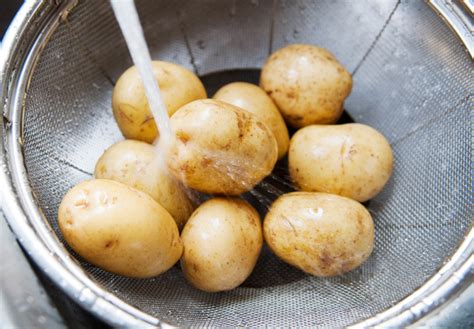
[58,179,182,278]
[94,140,194,229]
[112,61,207,143]
[213,82,290,159]
[289,123,393,202]
[180,198,263,292]
[264,192,374,277]
[260,44,352,128]
[167,99,278,195]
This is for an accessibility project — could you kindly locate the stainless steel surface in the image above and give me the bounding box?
[428,0,474,59]
[413,283,474,328]
[0,211,65,329]
[1,0,473,327]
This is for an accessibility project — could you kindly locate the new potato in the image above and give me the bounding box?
[289,123,393,202]
[94,140,194,228]
[167,99,278,195]
[264,192,374,277]
[58,179,182,278]
[213,82,290,159]
[260,44,352,128]
[112,61,207,143]
[181,198,263,292]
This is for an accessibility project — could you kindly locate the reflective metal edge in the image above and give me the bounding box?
[0,0,158,328]
[350,229,473,327]
[0,1,472,328]
[428,0,474,59]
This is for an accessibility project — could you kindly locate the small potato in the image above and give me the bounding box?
[112,61,207,143]
[289,123,393,202]
[167,99,278,195]
[181,198,263,292]
[264,192,374,277]
[94,140,194,228]
[213,82,290,159]
[58,179,182,278]
[260,44,352,128]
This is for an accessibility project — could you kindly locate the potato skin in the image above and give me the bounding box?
[180,198,263,292]
[112,61,207,143]
[167,99,278,195]
[260,44,352,128]
[58,179,182,278]
[264,192,374,277]
[289,123,393,202]
[213,82,289,159]
[94,140,194,229]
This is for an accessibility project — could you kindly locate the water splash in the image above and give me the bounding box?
[110,0,290,213]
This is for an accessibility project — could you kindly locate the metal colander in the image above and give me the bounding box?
[1,0,473,327]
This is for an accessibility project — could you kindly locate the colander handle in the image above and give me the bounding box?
[428,0,474,59]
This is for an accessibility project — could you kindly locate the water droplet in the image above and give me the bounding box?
[293,29,299,38]
[38,316,46,324]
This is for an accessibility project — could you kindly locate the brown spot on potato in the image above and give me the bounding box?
[256,121,266,131]
[141,115,154,126]
[286,91,296,99]
[176,132,190,144]
[236,112,245,139]
[318,250,334,269]
[201,157,213,167]
[118,106,134,123]
[104,239,119,249]
[74,198,89,209]
[98,165,107,175]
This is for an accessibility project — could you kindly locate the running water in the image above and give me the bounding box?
[110,0,172,146]
[109,0,289,205]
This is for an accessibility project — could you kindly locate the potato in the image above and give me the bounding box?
[213,82,290,159]
[94,140,194,229]
[58,179,182,278]
[167,99,278,195]
[264,192,374,277]
[260,44,352,128]
[112,61,207,143]
[180,198,262,292]
[289,123,393,202]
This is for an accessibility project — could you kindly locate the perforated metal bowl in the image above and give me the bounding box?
[1,0,473,327]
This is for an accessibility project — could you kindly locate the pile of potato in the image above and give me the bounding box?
[58,44,393,292]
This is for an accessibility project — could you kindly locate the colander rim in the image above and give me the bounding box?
[0,1,472,328]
